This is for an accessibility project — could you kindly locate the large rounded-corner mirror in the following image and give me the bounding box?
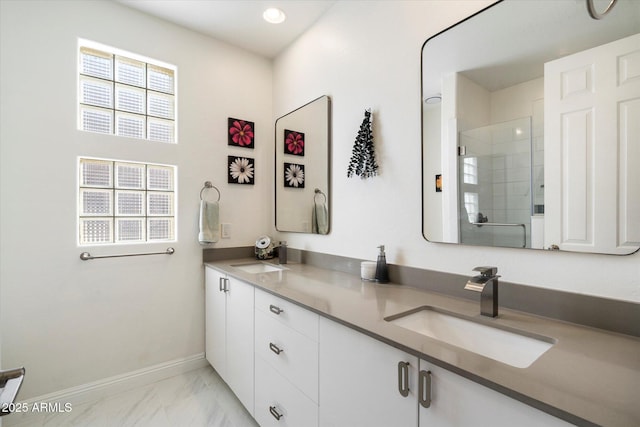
[422,0,639,255]
[275,95,331,234]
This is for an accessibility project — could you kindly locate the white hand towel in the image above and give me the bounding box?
[199,200,220,244]
[312,201,329,235]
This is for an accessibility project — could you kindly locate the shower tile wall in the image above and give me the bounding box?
[492,118,531,219]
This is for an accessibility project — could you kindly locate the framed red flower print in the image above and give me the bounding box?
[228,117,255,148]
[284,129,304,156]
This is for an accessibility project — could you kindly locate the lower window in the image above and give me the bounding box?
[78,157,176,245]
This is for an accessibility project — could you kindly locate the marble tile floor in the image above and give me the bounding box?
[8,365,259,427]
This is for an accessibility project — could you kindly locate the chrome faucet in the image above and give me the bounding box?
[464,266,500,317]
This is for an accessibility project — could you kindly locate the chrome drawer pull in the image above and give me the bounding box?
[419,370,432,408]
[269,342,283,355]
[269,304,284,315]
[269,405,283,420]
[398,361,410,397]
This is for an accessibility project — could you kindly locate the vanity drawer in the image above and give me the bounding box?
[255,308,319,403]
[255,356,318,427]
[255,287,319,341]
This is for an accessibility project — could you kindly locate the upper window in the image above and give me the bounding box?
[78,40,176,143]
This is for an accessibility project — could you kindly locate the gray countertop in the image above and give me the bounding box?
[205,259,640,427]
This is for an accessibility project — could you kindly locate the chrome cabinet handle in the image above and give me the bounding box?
[398,361,410,397]
[269,304,284,315]
[269,342,283,355]
[219,277,224,292]
[269,405,283,420]
[419,370,432,408]
[222,278,229,292]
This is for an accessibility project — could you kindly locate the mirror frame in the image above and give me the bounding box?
[420,0,640,255]
[275,95,332,234]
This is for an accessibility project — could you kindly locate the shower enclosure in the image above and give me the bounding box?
[458,117,536,248]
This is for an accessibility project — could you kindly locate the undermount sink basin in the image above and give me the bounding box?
[385,306,555,368]
[231,262,286,274]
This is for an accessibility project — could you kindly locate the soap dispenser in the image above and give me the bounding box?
[375,245,390,283]
[278,241,288,264]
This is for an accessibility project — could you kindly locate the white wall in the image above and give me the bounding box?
[272,1,639,302]
[422,103,442,241]
[0,0,272,398]
[456,73,491,132]
[490,77,543,123]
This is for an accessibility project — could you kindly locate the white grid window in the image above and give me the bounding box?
[464,192,479,223]
[78,42,176,143]
[463,157,478,185]
[79,158,176,245]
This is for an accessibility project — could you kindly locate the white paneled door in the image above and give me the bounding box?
[545,33,640,254]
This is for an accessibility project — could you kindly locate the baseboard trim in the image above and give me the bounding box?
[4,354,207,426]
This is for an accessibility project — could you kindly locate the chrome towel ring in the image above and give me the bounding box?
[200,181,221,202]
[587,0,618,20]
[314,188,327,204]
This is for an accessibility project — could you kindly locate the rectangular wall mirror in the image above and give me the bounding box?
[275,95,331,234]
[422,0,639,255]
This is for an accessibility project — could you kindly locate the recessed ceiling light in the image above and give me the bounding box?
[263,7,286,24]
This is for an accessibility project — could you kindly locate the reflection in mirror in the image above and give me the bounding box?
[276,95,331,234]
[422,0,640,255]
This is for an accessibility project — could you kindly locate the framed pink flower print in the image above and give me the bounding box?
[228,118,255,148]
[284,129,304,156]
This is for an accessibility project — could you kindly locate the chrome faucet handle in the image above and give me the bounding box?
[472,266,498,278]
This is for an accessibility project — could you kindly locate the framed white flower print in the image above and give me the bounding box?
[228,156,255,185]
[284,162,305,188]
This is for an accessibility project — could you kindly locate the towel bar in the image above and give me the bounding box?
[80,247,175,261]
[471,222,527,248]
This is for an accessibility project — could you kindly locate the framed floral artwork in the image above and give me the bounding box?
[228,117,255,148]
[284,162,305,188]
[284,129,304,156]
[228,156,255,185]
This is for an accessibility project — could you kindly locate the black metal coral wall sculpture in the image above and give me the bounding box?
[347,109,379,179]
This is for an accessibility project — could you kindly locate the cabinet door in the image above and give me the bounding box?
[418,360,572,427]
[205,267,226,379]
[225,276,255,415]
[319,317,418,427]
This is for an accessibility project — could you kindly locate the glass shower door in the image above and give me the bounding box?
[458,117,532,248]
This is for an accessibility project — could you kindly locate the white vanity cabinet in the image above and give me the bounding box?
[204,264,579,427]
[204,267,254,415]
[418,360,573,427]
[253,288,319,427]
[318,316,419,427]
[318,316,571,427]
